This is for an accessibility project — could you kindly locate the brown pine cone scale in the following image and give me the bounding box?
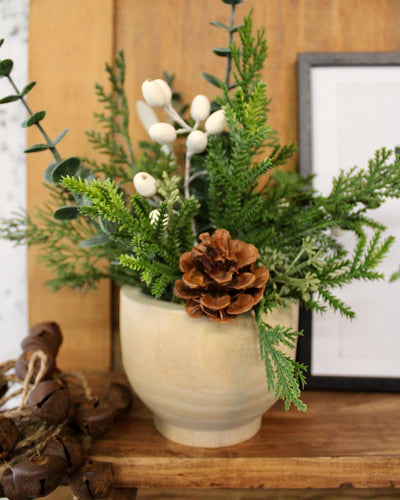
[174,229,269,323]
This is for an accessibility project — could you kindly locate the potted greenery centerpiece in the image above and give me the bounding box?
[2,0,400,447]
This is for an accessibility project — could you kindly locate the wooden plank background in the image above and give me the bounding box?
[27,0,114,370]
[28,0,400,369]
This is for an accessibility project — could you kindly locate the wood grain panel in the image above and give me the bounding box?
[88,373,400,489]
[115,0,400,165]
[43,485,400,499]
[134,488,400,499]
[27,0,115,370]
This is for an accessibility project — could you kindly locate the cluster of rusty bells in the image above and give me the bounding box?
[0,322,132,500]
[174,228,269,323]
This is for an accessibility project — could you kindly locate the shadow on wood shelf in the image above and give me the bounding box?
[43,485,400,499]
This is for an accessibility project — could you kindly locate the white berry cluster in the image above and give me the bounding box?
[133,78,227,202]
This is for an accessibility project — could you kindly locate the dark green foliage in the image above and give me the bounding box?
[205,12,296,242]
[222,0,243,5]
[51,157,81,184]
[137,141,178,178]
[63,176,199,299]
[254,149,400,318]
[22,110,46,128]
[24,143,53,153]
[21,81,36,96]
[229,10,268,98]
[52,206,80,221]
[202,9,400,408]
[256,301,307,411]
[0,58,13,77]
[201,72,224,89]
[83,50,135,186]
[0,94,19,104]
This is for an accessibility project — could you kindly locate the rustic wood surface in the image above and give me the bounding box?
[86,373,400,490]
[135,488,400,499]
[28,0,400,370]
[42,485,400,499]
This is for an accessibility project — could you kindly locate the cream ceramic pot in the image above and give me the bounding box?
[120,285,298,448]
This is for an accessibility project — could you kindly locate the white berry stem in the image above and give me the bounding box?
[188,170,207,184]
[163,103,192,132]
[184,152,193,199]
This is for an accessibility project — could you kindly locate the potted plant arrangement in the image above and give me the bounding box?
[2,0,400,447]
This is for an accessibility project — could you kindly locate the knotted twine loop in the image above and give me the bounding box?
[0,350,48,418]
[20,350,49,409]
[0,352,94,476]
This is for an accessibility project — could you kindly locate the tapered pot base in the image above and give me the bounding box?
[120,285,298,448]
[153,415,262,448]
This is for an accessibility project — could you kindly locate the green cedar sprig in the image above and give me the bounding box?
[62,175,200,299]
[84,50,135,185]
[255,300,307,411]
[204,12,296,241]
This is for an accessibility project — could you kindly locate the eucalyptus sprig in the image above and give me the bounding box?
[0,38,83,212]
[0,40,141,290]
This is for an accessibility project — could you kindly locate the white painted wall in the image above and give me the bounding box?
[0,0,29,361]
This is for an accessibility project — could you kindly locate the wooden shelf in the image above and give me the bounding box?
[88,373,400,490]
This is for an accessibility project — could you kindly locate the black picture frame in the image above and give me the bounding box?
[296,52,400,392]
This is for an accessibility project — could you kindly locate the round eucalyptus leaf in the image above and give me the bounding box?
[53,128,69,145]
[98,217,117,234]
[22,110,46,128]
[44,162,57,183]
[51,157,81,183]
[21,81,36,96]
[201,72,223,89]
[213,47,231,57]
[209,21,229,30]
[0,59,13,77]
[24,143,51,153]
[0,94,20,104]
[79,233,111,248]
[52,206,80,221]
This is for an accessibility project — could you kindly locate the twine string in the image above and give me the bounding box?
[0,360,17,374]
[20,350,49,409]
[0,388,23,411]
[60,370,96,402]
[0,352,95,477]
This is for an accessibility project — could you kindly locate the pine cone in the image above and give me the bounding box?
[174,229,269,323]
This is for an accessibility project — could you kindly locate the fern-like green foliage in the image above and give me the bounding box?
[256,149,400,317]
[255,301,307,411]
[84,50,136,186]
[205,12,297,240]
[62,176,199,299]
